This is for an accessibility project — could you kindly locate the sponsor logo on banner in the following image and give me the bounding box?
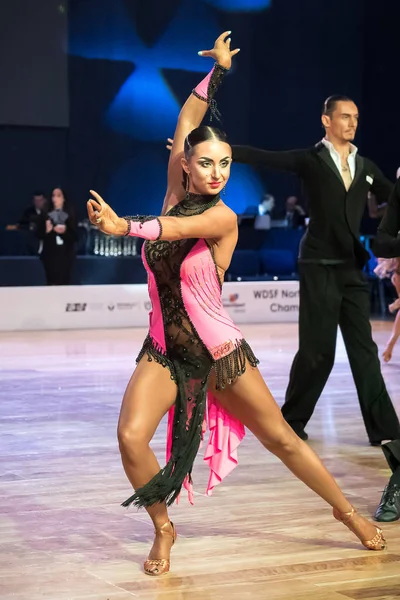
[0,282,300,331]
[222,293,246,312]
[116,302,138,310]
[108,302,139,311]
[253,287,299,313]
[65,303,87,312]
[253,289,299,299]
[253,289,279,299]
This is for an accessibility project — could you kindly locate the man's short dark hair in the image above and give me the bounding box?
[322,95,354,118]
[33,191,45,197]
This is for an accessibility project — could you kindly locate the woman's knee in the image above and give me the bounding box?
[117,422,150,459]
[261,421,300,455]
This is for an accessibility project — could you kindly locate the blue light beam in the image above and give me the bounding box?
[204,0,271,11]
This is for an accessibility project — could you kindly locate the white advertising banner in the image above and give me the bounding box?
[222,280,299,324]
[0,281,299,331]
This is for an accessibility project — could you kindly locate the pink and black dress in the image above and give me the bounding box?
[121,192,258,509]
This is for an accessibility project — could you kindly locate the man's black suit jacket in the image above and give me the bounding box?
[233,142,392,267]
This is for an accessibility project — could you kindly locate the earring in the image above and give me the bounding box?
[185,173,191,198]
[222,185,226,196]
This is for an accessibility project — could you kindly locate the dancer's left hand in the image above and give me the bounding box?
[87,190,126,236]
[198,31,240,70]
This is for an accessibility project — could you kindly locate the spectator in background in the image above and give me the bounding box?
[11,191,49,255]
[242,193,275,217]
[39,187,77,285]
[259,193,275,215]
[18,191,48,232]
[285,195,306,228]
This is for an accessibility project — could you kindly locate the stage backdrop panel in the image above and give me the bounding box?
[0,281,299,331]
[0,0,68,127]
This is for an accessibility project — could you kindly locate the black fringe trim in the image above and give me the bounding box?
[155,217,163,241]
[121,366,207,509]
[214,339,259,391]
[136,334,176,381]
[191,63,228,123]
[123,337,258,509]
[192,89,207,103]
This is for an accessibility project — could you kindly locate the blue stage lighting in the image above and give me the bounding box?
[204,0,271,11]
[106,67,180,141]
[223,164,265,214]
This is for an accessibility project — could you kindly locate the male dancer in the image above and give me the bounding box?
[231,95,400,446]
[372,181,400,521]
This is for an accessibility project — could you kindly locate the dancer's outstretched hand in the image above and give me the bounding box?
[87,190,126,236]
[198,31,240,70]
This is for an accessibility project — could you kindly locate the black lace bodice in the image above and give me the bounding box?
[122,191,258,509]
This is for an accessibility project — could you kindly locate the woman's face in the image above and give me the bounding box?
[183,140,232,196]
[52,188,65,210]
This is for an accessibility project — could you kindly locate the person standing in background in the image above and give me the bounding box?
[284,195,306,228]
[18,191,48,232]
[40,187,77,285]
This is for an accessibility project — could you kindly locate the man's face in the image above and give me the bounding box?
[323,101,359,142]
[286,196,297,211]
[33,195,46,210]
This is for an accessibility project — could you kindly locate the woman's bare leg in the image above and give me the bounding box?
[117,356,177,565]
[210,364,382,544]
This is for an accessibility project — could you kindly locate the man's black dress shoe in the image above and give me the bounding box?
[374,483,400,522]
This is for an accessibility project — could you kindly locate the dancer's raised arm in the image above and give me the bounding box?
[165,32,239,206]
[87,190,236,241]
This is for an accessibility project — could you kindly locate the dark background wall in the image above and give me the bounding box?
[1,0,399,229]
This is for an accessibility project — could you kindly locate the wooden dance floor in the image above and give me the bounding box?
[1,321,400,600]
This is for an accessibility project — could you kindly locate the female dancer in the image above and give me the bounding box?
[87,32,385,576]
[374,257,400,361]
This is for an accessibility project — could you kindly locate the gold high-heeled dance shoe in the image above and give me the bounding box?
[333,506,386,550]
[144,521,177,576]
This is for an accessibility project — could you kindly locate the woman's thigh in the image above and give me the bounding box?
[118,356,178,442]
[209,363,291,446]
